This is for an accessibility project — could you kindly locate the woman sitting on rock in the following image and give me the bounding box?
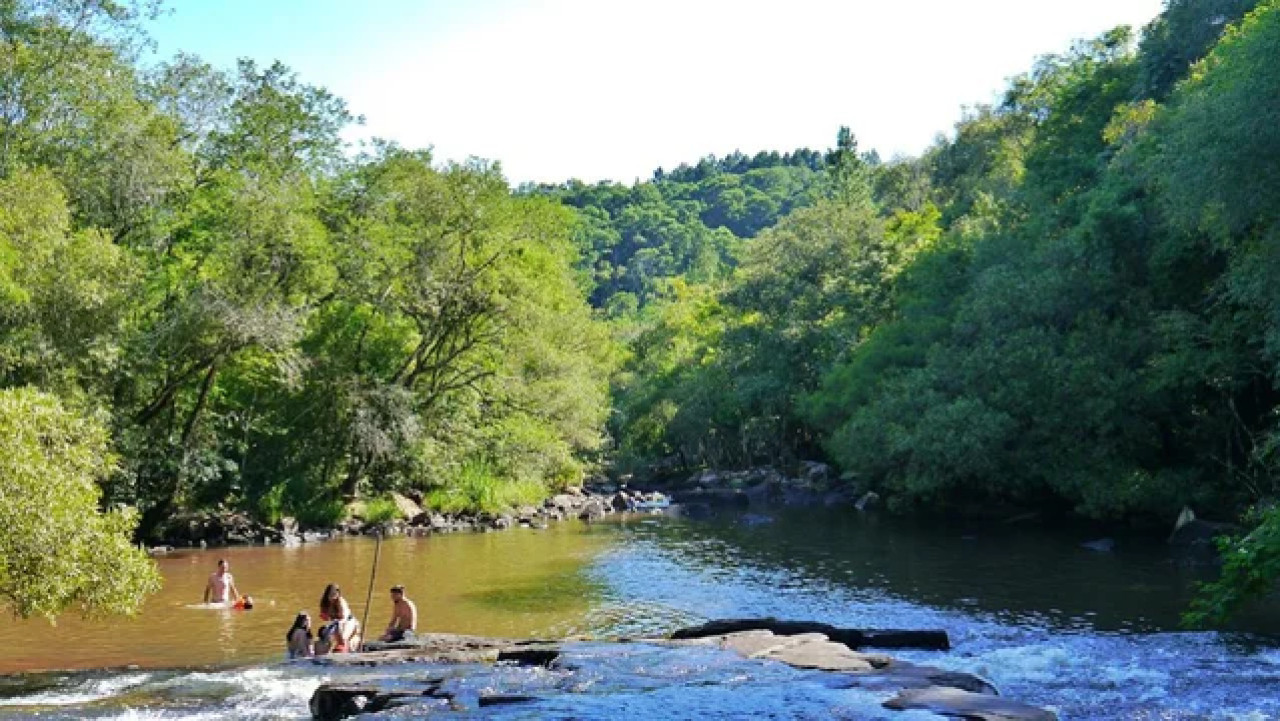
[318,583,360,652]
[285,612,313,658]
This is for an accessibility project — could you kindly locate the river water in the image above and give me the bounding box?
[1,508,1278,719]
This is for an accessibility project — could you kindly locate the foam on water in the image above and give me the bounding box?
[0,672,152,707]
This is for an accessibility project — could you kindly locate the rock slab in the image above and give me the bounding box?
[884,686,1057,721]
[670,617,951,651]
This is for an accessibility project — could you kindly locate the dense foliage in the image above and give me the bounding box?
[607,0,1280,617]
[531,149,828,313]
[0,0,613,558]
[0,388,161,619]
[5,0,1279,622]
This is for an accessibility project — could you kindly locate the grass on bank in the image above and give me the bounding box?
[422,460,548,515]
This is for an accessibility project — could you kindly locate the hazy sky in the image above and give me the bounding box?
[148,0,1165,184]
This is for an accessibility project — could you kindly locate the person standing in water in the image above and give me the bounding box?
[203,559,240,604]
[378,585,417,642]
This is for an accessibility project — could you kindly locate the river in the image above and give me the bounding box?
[1,508,1278,719]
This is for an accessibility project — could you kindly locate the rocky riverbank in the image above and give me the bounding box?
[146,484,670,553]
[639,461,880,512]
[306,618,1056,720]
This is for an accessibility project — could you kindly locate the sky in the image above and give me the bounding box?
[147,0,1166,185]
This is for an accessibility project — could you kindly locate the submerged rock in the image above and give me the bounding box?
[1081,537,1116,553]
[884,686,1056,720]
[855,491,881,512]
[478,694,539,707]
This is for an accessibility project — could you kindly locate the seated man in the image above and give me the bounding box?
[379,585,418,642]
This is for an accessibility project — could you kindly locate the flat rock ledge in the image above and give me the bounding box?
[312,632,562,668]
[308,621,1056,721]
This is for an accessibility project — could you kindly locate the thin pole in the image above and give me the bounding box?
[359,530,382,650]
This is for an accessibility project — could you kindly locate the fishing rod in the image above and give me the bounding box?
[359,529,382,650]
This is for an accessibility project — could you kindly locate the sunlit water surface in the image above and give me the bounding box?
[2,510,1278,719]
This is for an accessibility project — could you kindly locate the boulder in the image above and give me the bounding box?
[825,659,997,696]
[491,515,514,530]
[670,618,950,651]
[390,492,423,521]
[1169,507,1235,547]
[578,499,606,521]
[692,470,723,488]
[609,492,631,512]
[855,491,881,512]
[884,686,1057,720]
[666,502,713,520]
[155,510,275,548]
[763,634,878,672]
[1081,538,1115,553]
[799,461,832,485]
[309,683,431,721]
[549,494,583,512]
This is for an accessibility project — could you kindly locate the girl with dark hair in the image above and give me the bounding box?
[286,612,313,658]
[318,583,360,652]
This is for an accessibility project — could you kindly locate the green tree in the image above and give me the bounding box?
[0,387,160,620]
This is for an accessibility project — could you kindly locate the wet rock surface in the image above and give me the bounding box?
[884,686,1057,720]
[317,633,561,668]
[670,617,952,651]
[308,621,1055,720]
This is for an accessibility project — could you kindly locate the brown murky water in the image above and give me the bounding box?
[0,522,615,672]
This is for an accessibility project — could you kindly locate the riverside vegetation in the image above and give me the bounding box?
[1,0,1279,627]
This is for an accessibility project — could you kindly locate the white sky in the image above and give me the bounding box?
[153,0,1166,184]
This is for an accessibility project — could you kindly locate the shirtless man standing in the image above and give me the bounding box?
[203,559,240,604]
[379,585,417,642]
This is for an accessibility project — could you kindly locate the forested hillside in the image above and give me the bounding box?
[0,0,612,561]
[528,148,829,314]
[603,0,1279,618]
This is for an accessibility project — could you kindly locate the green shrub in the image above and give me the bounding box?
[0,388,161,619]
[423,459,547,514]
[363,496,401,524]
[294,496,346,529]
[256,484,286,527]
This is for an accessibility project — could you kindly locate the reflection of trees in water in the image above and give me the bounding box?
[621,510,1280,634]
